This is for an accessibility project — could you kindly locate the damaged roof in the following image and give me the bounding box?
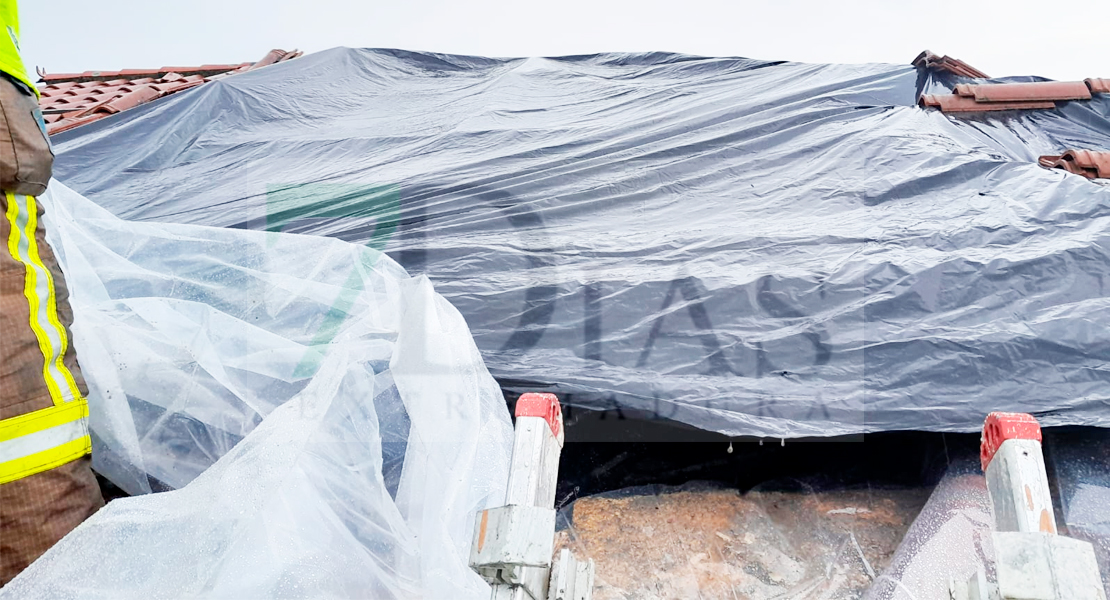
[43,47,1110,437]
[912,52,1110,181]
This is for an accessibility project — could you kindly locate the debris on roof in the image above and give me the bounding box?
[36,49,302,135]
[1039,149,1110,179]
[920,78,1109,113]
[911,50,988,79]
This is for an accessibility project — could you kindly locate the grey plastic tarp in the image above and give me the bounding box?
[49,48,1110,437]
[0,182,513,599]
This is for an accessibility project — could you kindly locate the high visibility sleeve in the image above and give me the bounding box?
[0,1,39,97]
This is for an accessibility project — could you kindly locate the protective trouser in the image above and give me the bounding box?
[0,75,103,586]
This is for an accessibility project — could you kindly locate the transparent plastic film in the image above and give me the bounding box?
[1,182,513,599]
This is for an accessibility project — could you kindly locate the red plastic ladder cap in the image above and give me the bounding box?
[980,412,1042,472]
[515,393,562,440]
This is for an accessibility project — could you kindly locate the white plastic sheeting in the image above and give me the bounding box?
[1,182,513,599]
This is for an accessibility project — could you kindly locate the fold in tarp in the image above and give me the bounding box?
[50,48,1110,438]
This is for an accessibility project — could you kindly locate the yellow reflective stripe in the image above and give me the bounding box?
[0,434,91,485]
[0,400,88,443]
[4,192,83,406]
[0,193,92,486]
[19,194,79,403]
[5,192,62,405]
[0,400,91,484]
[24,195,84,403]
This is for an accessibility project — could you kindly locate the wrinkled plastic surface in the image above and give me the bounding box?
[1,182,512,599]
[50,48,1110,437]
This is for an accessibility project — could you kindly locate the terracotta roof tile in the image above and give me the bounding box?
[921,77,1110,114]
[46,112,107,135]
[1038,150,1110,179]
[953,81,1091,103]
[1086,78,1110,94]
[247,49,301,71]
[919,94,1055,113]
[912,50,989,79]
[41,64,252,84]
[37,49,301,134]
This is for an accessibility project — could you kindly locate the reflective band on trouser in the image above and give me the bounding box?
[0,192,90,484]
[5,192,83,405]
[0,400,90,484]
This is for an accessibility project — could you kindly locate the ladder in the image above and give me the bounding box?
[950,412,1106,600]
[469,393,596,600]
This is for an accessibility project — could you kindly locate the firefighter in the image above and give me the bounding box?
[0,0,104,586]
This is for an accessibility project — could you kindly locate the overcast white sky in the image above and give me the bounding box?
[20,0,1108,82]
